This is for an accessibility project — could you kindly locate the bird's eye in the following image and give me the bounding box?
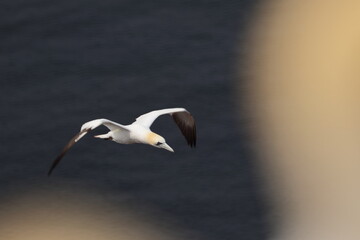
[156,142,162,146]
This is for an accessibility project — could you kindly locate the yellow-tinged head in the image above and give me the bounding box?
[146,132,174,152]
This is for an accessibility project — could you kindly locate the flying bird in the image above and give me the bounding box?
[48,108,196,176]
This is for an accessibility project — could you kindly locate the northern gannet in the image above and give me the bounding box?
[48,108,196,175]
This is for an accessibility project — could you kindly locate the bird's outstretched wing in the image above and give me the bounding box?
[135,108,196,147]
[48,119,128,176]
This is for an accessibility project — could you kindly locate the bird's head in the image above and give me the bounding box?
[147,132,174,152]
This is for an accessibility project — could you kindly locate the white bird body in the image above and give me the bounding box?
[48,108,196,175]
[93,122,160,145]
[111,127,135,144]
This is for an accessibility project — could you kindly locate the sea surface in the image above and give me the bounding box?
[0,1,268,239]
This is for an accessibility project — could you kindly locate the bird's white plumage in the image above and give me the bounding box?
[135,108,186,128]
[48,107,196,175]
[75,119,129,142]
[81,119,128,131]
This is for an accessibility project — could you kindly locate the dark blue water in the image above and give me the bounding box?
[0,0,268,239]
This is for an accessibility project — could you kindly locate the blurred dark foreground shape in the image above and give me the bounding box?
[246,0,360,239]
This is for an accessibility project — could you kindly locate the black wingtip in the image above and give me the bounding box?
[47,128,89,176]
[172,111,196,148]
[47,152,64,176]
[48,162,57,176]
[187,124,196,148]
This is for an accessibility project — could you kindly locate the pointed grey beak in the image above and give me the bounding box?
[162,143,174,152]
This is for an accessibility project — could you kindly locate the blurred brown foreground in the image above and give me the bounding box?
[0,189,185,240]
[246,1,360,239]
